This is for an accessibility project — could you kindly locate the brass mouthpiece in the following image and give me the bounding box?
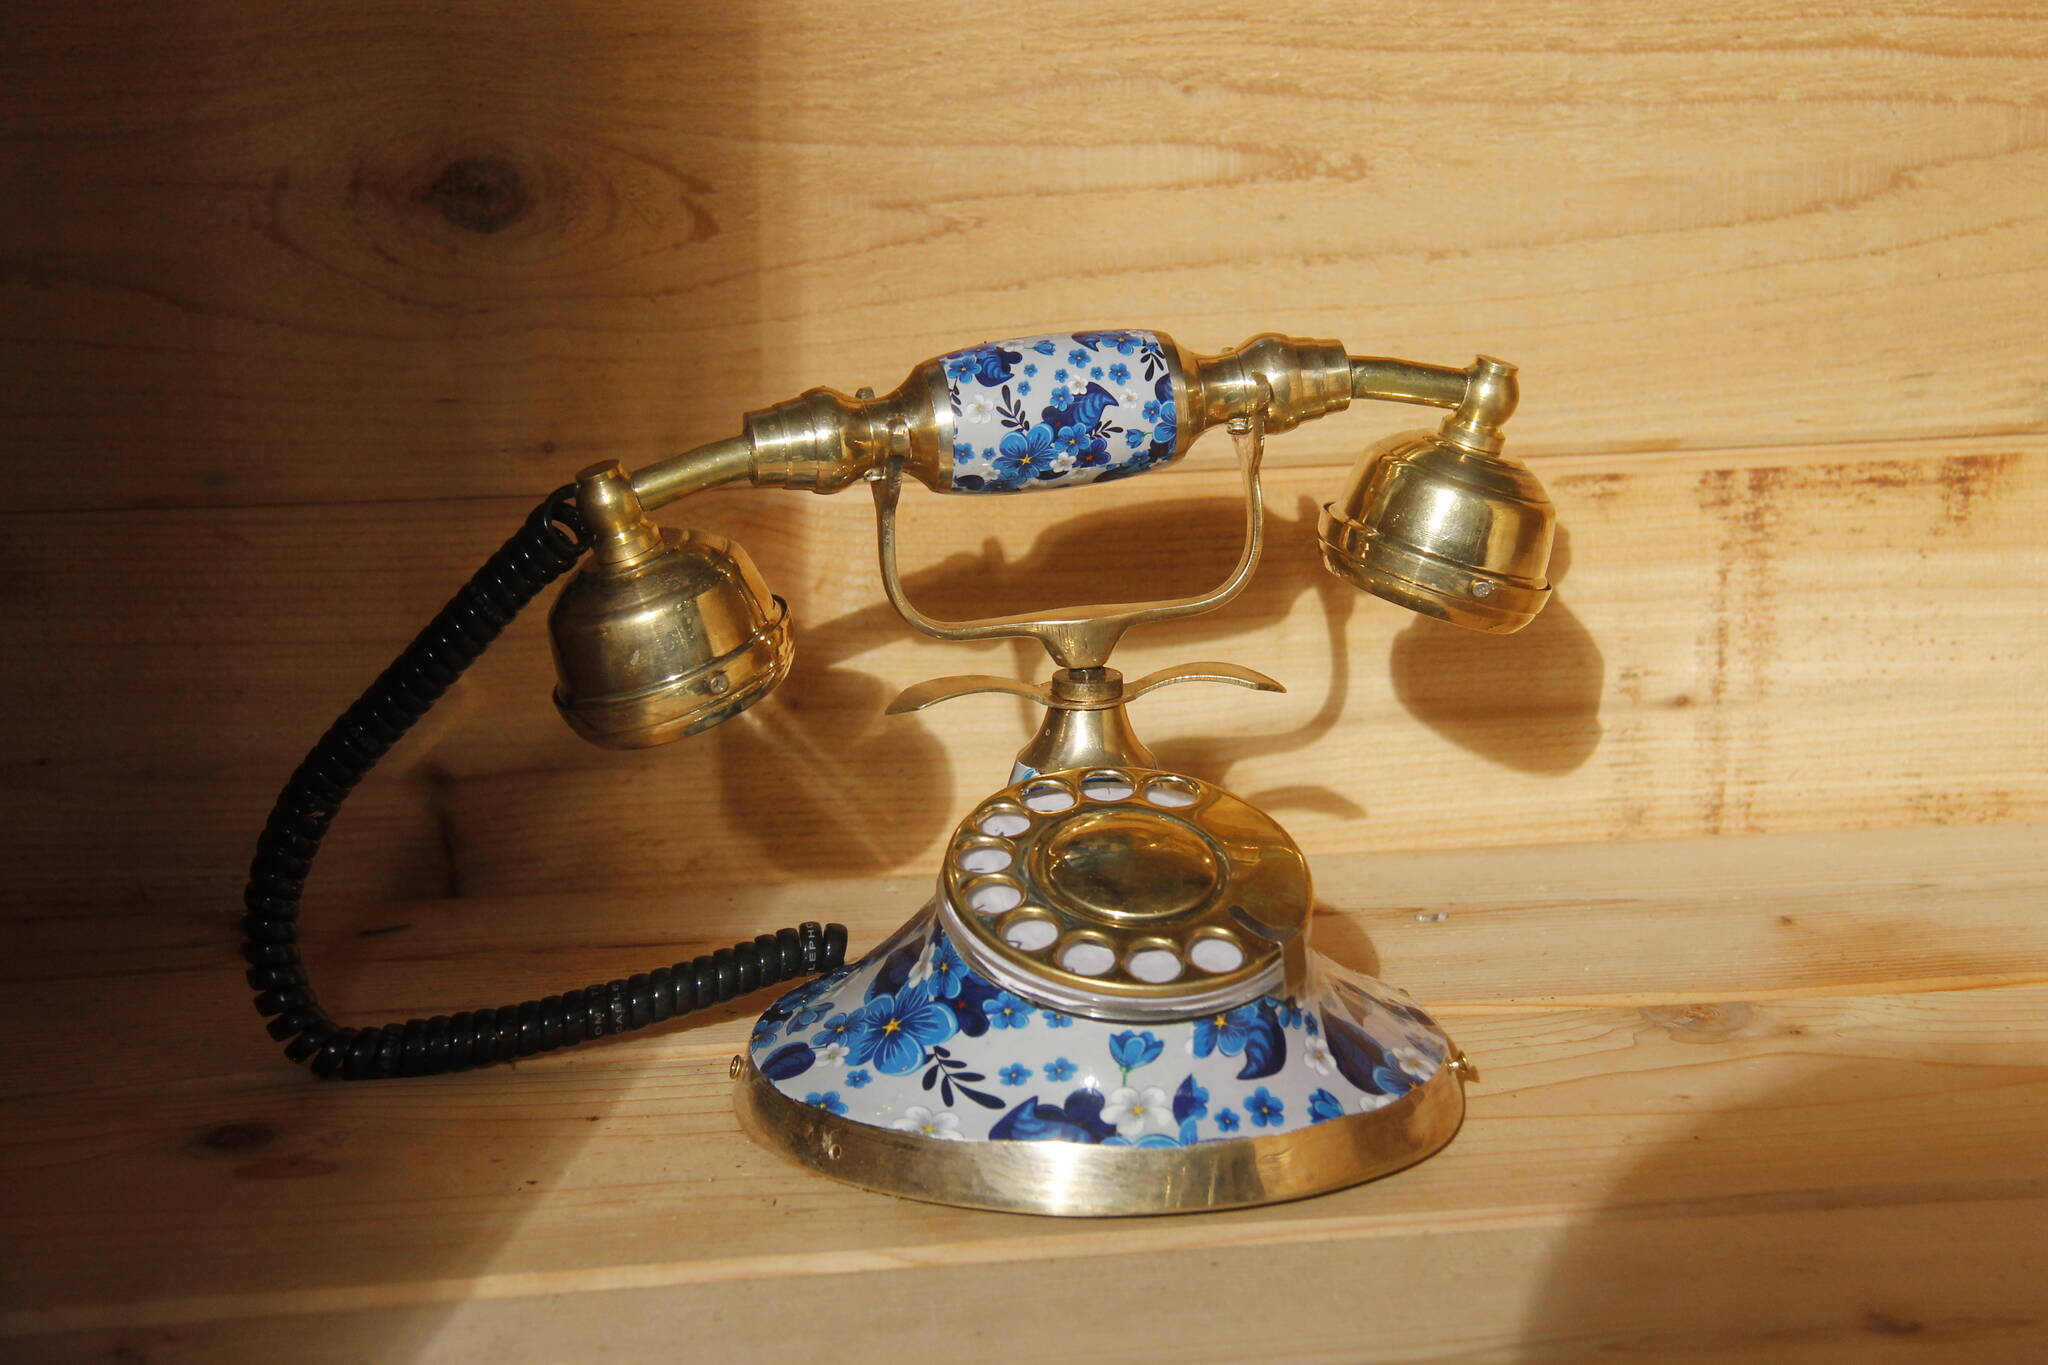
[1316,359,1555,634]
[548,463,792,747]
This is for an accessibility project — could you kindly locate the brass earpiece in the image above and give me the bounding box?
[1316,358,1555,634]
[547,462,792,747]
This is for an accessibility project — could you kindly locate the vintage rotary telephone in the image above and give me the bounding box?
[242,329,1555,1215]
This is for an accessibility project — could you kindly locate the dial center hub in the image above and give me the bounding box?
[1038,809,1222,923]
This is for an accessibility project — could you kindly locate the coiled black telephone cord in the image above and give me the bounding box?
[241,485,847,1080]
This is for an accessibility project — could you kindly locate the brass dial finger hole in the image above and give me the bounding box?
[1142,776,1199,808]
[1125,941,1184,984]
[1056,933,1118,976]
[965,878,1024,914]
[955,843,1013,874]
[999,910,1059,952]
[1188,931,1246,974]
[977,807,1033,837]
[1022,778,1077,813]
[1081,769,1135,801]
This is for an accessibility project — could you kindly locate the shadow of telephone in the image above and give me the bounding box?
[242,329,1557,1215]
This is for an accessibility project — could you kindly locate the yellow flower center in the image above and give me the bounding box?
[882,1019,900,1034]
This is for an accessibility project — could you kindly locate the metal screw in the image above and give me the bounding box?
[1470,580,1495,598]
[728,1055,744,1079]
[825,1141,843,1161]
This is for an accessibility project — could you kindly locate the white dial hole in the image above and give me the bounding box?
[979,812,1031,837]
[957,847,1012,874]
[1189,937,1245,973]
[1143,781,1198,808]
[969,884,1023,914]
[1024,786,1075,813]
[1059,941,1117,976]
[1082,778,1133,801]
[1003,918,1058,951]
[1126,948,1183,983]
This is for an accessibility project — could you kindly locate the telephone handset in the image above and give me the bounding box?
[243,328,1556,1215]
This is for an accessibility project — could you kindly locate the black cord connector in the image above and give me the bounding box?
[241,486,847,1079]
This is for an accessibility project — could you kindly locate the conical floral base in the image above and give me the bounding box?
[736,901,1465,1215]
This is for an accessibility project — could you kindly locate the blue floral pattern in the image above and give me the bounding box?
[750,903,1452,1147]
[940,330,1180,491]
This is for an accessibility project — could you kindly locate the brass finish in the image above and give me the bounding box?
[940,766,1310,1018]
[1318,418,1555,635]
[888,661,1284,782]
[547,332,1551,749]
[736,1052,1465,1217]
[548,467,792,747]
[870,405,1270,670]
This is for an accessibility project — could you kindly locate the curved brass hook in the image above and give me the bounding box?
[870,398,1270,670]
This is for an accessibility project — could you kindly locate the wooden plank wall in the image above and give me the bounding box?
[4,3,2046,1359]
[5,3,2045,914]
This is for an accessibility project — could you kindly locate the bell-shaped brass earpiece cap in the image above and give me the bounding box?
[1317,428,1555,635]
[548,464,792,748]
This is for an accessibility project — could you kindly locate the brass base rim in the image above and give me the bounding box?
[735,1057,1465,1217]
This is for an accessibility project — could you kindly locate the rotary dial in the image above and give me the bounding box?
[939,766,1311,1019]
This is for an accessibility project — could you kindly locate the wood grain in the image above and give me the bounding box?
[4,4,2047,511]
[3,825,2045,1360]
[6,3,2047,1360]
[5,437,2041,914]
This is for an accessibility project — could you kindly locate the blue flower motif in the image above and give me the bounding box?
[1089,365,1104,380]
[1045,1012,1073,1029]
[1308,1088,1345,1123]
[952,440,976,465]
[1023,362,1038,376]
[845,1069,872,1089]
[842,982,958,1076]
[1032,339,1056,356]
[787,996,833,1033]
[917,935,968,1001]
[1049,384,1073,407]
[1067,347,1088,367]
[1053,367,1070,383]
[1152,421,1176,449]
[1050,423,1090,459]
[1190,1003,1263,1059]
[1016,380,1032,396]
[1276,998,1305,1029]
[1246,1086,1285,1128]
[1173,1075,1210,1122]
[1215,1107,1241,1132]
[1371,1065,1419,1098]
[1124,428,1149,449]
[1109,1030,1165,1073]
[1045,1057,1077,1082]
[986,991,1033,1030]
[1108,362,1130,385]
[811,1011,858,1049]
[995,424,1061,483]
[1142,398,1172,426]
[804,1091,847,1115]
[999,1063,1031,1086]
[1305,1013,1321,1038]
[749,1022,777,1048]
[944,354,979,383]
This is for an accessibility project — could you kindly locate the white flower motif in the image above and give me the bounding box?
[815,1041,849,1066]
[1100,1085,1172,1139]
[962,394,996,425]
[1304,1039,1336,1075]
[907,945,936,987]
[1389,1044,1433,1078]
[891,1105,964,1140]
[1357,1091,1399,1114]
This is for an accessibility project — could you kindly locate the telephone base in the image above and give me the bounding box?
[734,906,1466,1217]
